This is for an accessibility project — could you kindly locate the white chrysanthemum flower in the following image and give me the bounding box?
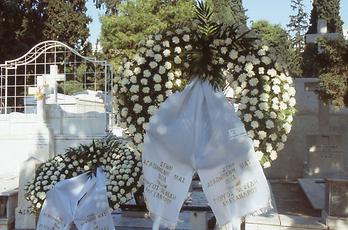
[154,74,162,83]
[273,78,281,85]
[159,66,166,74]
[137,117,145,125]
[165,81,173,89]
[185,45,193,51]
[168,72,175,80]
[283,123,292,134]
[134,133,143,143]
[175,79,182,87]
[143,87,150,94]
[157,95,164,102]
[272,85,281,94]
[131,95,139,101]
[243,114,252,122]
[249,97,258,105]
[146,39,154,47]
[123,69,133,77]
[238,74,247,83]
[279,102,287,110]
[174,56,182,64]
[270,151,277,160]
[288,87,296,96]
[238,55,246,63]
[143,69,151,78]
[174,47,182,54]
[256,151,264,161]
[128,125,136,134]
[249,78,259,86]
[154,84,161,91]
[154,54,162,62]
[174,70,182,77]
[281,134,288,142]
[121,108,128,118]
[221,47,228,54]
[255,110,264,119]
[148,105,157,115]
[163,49,171,57]
[164,61,172,70]
[229,50,238,60]
[270,133,277,141]
[253,140,260,148]
[172,36,180,44]
[153,45,161,52]
[141,78,148,85]
[143,96,152,104]
[146,50,154,57]
[165,90,172,97]
[130,76,137,84]
[183,34,190,42]
[129,85,139,93]
[162,40,170,47]
[259,102,269,111]
[244,62,253,72]
[266,120,274,129]
[149,61,158,69]
[258,131,267,139]
[261,56,271,65]
[267,68,277,77]
[251,121,259,128]
[155,34,162,41]
[248,130,255,138]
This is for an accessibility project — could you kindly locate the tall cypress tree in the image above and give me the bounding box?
[307,0,343,34]
[42,0,91,51]
[287,0,308,77]
[303,0,344,77]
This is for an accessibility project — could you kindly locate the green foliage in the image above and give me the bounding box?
[206,0,247,26]
[43,0,92,50]
[0,0,91,64]
[251,20,292,68]
[303,0,344,77]
[316,39,348,107]
[307,0,343,34]
[100,0,195,69]
[93,0,123,15]
[286,0,308,77]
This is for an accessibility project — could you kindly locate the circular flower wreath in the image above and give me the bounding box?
[114,3,296,168]
[25,135,143,212]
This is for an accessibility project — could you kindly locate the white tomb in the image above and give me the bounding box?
[0,41,114,230]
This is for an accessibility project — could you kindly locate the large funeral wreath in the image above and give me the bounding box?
[26,1,296,213]
[114,2,296,168]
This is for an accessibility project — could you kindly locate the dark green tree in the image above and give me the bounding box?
[93,0,122,15]
[42,0,92,51]
[307,0,343,34]
[100,0,195,68]
[303,0,345,76]
[206,0,247,26]
[0,0,44,62]
[287,0,308,77]
[251,20,292,68]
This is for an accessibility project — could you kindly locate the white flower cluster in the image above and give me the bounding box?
[25,135,143,212]
[115,25,296,170]
[225,45,296,168]
[114,27,192,153]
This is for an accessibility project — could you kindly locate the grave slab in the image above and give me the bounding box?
[0,174,18,230]
[298,178,325,210]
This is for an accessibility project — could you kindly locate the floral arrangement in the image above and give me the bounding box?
[25,135,143,212]
[114,2,296,168]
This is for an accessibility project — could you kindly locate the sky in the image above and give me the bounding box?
[86,0,348,46]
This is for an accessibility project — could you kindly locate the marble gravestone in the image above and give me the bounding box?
[15,157,43,229]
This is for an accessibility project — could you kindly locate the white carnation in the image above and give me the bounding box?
[174,47,182,54]
[149,61,158,69]
[165,81,173,89]
[154,84,161,91]
[143,69,151,78]
[154,54,162,62]
[141,78,148,85]
[229,50,238,60]
[183,34,190,42]
[174,56,182,64]
[243,114,252,122]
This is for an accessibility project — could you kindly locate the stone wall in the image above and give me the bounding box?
[265,78,348,179]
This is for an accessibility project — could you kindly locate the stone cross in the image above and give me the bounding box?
[305,19,340,53]
[28,65,65,119]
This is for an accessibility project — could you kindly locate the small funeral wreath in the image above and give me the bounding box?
[25,135,143,212]
[114,1,296,168]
